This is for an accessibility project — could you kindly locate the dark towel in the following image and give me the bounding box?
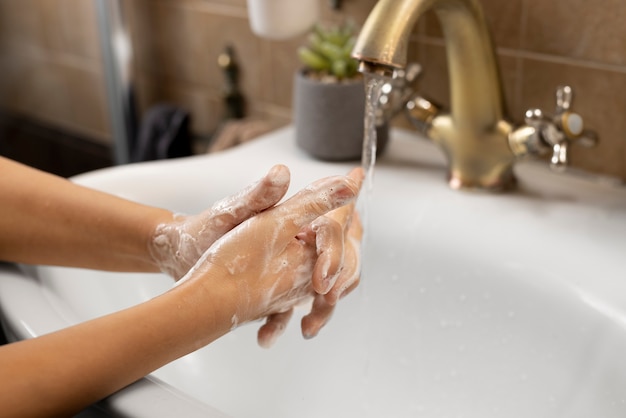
[132,104,192,162]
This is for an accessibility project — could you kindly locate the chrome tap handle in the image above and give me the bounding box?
[556,84,573,111]
[374,62,441,132]
[524,85,597,171]
[376,63,422,123]
[397,62,422,85]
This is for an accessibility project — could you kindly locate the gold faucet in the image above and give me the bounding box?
[352,0,597,191]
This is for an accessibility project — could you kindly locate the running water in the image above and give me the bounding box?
[361,74,387,193]
[359,74,389,236]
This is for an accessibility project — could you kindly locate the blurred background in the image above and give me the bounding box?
[0,0,624,181]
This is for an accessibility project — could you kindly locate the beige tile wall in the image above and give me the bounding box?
[1,0,625,181]
[0,0,110,143]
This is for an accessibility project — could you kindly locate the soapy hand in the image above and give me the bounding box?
[149,165,292,280]
[257,169,363,347]
[175,167,364,347]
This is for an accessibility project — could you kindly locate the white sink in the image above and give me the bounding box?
[1,126,626,417]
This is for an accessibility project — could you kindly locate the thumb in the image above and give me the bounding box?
[240,164,291,215]
[200,164,290,232]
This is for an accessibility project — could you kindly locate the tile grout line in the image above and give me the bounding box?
[415,35,626,75]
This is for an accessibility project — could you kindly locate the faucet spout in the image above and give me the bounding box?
[353,0,515,191]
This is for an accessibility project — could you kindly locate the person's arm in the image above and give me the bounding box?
[0,156,168,271]
[0,170,361,418]
[0,157,289,274]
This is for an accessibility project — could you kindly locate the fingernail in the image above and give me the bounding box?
[321,271,340,295]
[302,329,318,340]
[267,164,290,187]
[258,333,278,349]
[301,317,318,340]
[317,260,338,295]
[322,178,358,207]
[317,277,331,295]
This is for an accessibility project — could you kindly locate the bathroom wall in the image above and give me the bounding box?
[120,0,378,140]
[0,0,110,143]
[0,0,624,182]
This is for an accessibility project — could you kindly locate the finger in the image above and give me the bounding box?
[203,164,290,232]
[347,210,364,242]
[270,174,360,241]
[325,269,360,306]
[310,216,344,295]
[310,170,363,294]
[346,167,365,195]
[323,167,364,228]
[257,308,294,348]
[339,277,360,299]
[236,164,291,213]
[295,225,316,246]
[321,167,364,240]
[301,294,335,339]
[325,217,362,305]
[304,167,363,229]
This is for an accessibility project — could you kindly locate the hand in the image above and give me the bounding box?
[149,165,291,280]
[257,168,363,347]
[176,169,363,347]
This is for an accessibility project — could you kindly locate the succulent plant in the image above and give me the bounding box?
[297,21,360,81]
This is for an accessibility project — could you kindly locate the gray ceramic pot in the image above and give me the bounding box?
[293,71,388,161]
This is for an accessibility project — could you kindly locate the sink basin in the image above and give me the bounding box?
[1,126,626,417]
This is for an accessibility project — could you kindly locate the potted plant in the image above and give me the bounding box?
[293,21,388,161]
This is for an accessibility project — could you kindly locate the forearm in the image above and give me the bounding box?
[0,279,233,418]
[0,157,171,271]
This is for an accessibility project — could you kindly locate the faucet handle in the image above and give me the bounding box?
[380,63,421,100]
[376,63,422,123]
[393,62,422,85]
[524,85,597,171]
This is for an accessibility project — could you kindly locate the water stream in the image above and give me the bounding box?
[359,73,390,249]
[361,74,388,195]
